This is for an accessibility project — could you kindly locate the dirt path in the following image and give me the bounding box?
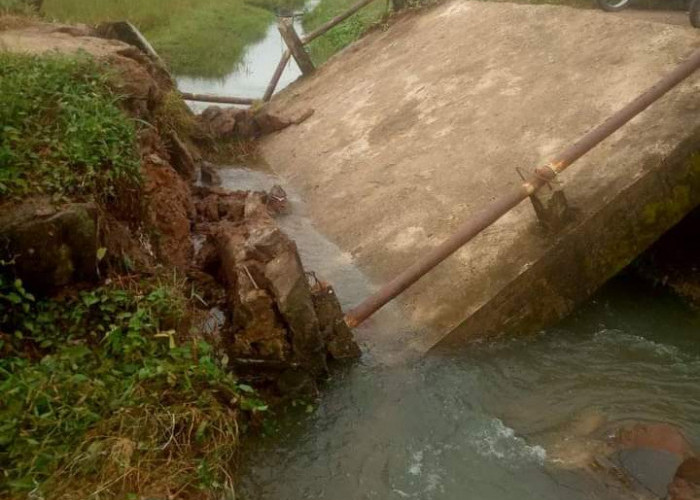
[260,1,699,354]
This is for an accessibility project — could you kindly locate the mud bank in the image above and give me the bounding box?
[0,16,358,499]
[1,15,358,380]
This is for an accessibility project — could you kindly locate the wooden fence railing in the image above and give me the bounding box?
[181,0,383,106]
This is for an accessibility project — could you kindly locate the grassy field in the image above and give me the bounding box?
[42,0,302,77]
[37,0,685,76]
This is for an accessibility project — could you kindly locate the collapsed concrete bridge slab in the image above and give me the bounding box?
[259,0,700,355]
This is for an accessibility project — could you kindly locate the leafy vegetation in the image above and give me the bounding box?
[302,0,391,64]
[0,0,36,15]
[0,271,265,499]
[42,0,304,77]
[0,53,140,203]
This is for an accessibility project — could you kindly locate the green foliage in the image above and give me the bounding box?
[246,0,303,14]
[0,0,36,15]
[302,0,390,64]
[0,53,140,202]
[0,275,265,499]
[146,1,273,78]
[43,0,302,78]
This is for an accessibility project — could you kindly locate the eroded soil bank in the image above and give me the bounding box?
[0,17,358,499]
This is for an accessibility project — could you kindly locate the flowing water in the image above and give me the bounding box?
[216,165,700,500]
[236,279,700,500]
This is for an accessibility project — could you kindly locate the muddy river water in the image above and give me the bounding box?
[213,166,700,500]
[176,7,700,495]
[236,278,700,500]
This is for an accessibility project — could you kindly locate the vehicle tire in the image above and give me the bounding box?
[690,0,700,27]
[596,0,631,12]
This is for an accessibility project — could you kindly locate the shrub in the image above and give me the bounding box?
[0,273,265,499]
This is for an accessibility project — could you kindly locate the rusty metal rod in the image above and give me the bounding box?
[264,50,292,101]
[180,92,255,105]
[345,45,700,329]
[302,0,378,43]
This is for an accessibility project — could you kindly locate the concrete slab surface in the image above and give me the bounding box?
[260,1,700,354]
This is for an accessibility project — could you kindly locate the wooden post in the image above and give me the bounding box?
[180,92,255,105]
[263,50,292,101]
[278,17,315,76]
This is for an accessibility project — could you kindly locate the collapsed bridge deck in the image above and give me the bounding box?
[260,1,700,355]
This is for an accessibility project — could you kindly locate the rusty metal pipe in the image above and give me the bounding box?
[345,45,700,328]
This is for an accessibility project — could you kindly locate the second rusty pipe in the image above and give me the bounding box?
[345,45,700,329]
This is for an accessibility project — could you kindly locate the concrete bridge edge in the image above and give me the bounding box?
[432,127,700,352]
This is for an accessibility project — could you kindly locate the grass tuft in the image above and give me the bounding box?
[155,90,200,138]
[0,52,140,204]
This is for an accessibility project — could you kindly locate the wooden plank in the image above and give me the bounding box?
[180,92,255,105]
[263,50,292,101]
[302,0,378,43]
[278,17,315,76]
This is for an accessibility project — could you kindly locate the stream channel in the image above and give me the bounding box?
[211,165,700,500]
[177,12,700,498]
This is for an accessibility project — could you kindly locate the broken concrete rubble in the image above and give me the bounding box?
[192,186,360,386]
[0,200,98,293]
[198,105,293,140]
[575,421,700,499]
[312,279,362,361]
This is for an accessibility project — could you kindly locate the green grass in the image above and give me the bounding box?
[0,52,140,203]
[302,0,391,64]
[0,272,266,499]
[42,0,304,78]
[0,0,36,15]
